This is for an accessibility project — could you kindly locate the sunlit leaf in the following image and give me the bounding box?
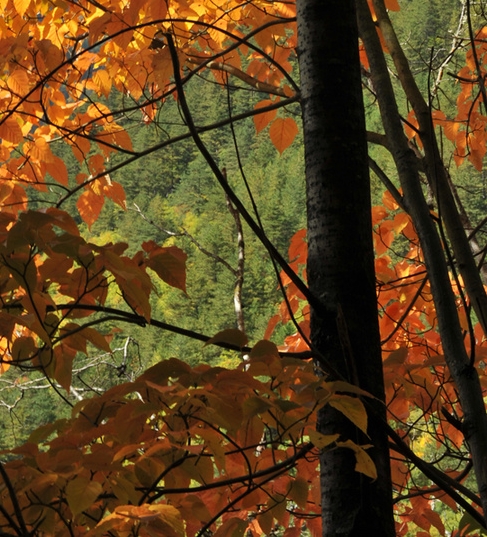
[77,190,104,228]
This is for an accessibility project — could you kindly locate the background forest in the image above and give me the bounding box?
[1,0,481,449]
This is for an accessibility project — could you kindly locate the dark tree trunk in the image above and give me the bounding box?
[296,1,395,535]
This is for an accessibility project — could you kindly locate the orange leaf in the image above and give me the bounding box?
[7,69,30,95]
[45,156,69,186]
[264,314,280,340]
[54,345,75,392]
[269,117,298,154]
[81,326,112,353]
[11,336,36,363]
[0,116,23,144]
[249,339,279,360]
[77,190,104,228]
[253,99,278,134]
[288,228,307,263]
[93,69,112,98]
[104,180,126,209]
[289,477,309,509]
[384,0,400,10]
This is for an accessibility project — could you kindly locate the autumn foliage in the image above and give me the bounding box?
[0,0,487,535]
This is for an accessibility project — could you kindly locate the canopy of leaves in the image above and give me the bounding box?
[1,0,487,536]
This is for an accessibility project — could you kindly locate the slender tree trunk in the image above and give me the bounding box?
[357,0,487,520]
[296,1,394,535]
[371,0,487,335]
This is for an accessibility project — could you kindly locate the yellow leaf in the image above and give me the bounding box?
[354,445,377,480]
[144,504,184,534]
[269,117,298,154]
[337,440,377,479]
[308,430,339,449]
[13,0,31,17]
[328,394,368,434]
[108,504,184,536]
[66,477,102,516]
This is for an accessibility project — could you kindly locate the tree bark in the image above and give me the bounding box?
[296,1,395,535]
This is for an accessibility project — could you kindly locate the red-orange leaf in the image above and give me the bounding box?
[145,245,187,292]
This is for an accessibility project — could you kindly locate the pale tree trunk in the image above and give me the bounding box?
[296,1,395,535]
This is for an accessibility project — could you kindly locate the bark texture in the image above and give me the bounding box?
[296,1,394,535]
